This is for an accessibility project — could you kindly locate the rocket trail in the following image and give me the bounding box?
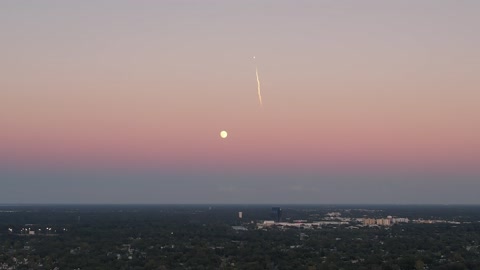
[254,57,263,106]
[256,67,262,106]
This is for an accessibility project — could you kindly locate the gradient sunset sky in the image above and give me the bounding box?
[1,1,479,204]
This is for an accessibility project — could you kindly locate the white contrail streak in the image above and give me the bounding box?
[254,57,262,106]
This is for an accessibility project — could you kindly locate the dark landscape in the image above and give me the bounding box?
[1,205,479,269]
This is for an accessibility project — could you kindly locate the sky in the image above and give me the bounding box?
[1,1,479,204]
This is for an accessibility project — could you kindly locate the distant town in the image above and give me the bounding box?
[254,208,463,230]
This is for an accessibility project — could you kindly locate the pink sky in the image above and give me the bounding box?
[1,1,479,203]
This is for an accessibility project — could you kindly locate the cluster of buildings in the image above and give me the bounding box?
[254,208,415,229]
[246,207,468,230]
[362,217,462,226]
[7,226,64,236]
[412,219,461,224]
[362,216,409,226]
[258,220,349,229]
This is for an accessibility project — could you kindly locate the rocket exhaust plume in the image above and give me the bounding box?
[254,56,263,106]
[256,67,262,106]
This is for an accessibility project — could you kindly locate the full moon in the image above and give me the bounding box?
[220,130,228,139]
